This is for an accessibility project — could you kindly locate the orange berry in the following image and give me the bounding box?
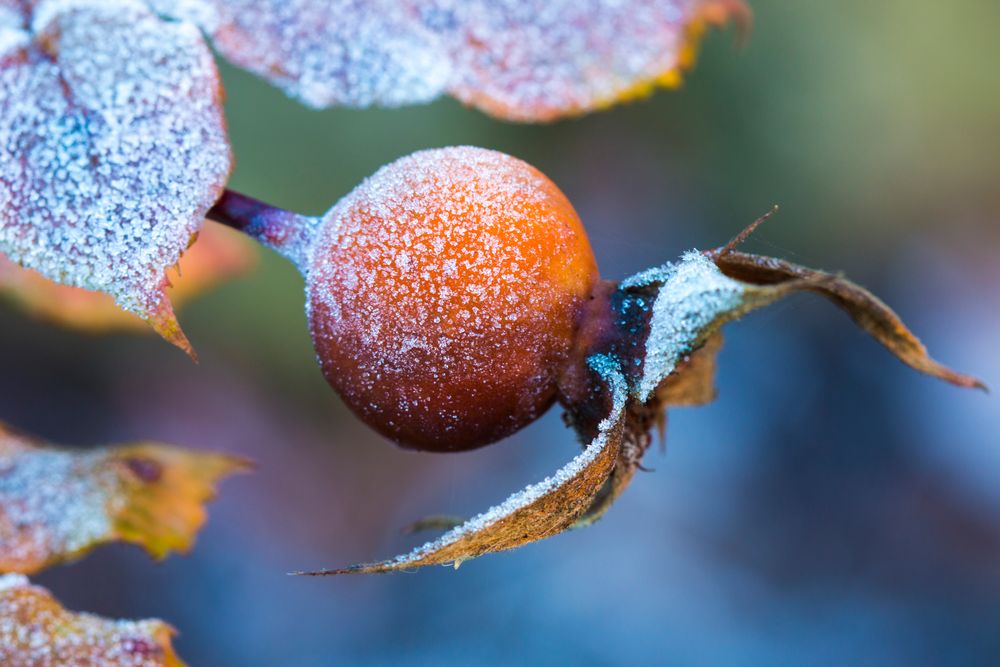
[307,147,599,451]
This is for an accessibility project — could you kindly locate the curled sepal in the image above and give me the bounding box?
[657,331,724,408]
[0,423,249,574]
[572,333,724,529]
[0,0,232,355]
[300,356,628,575]
[707,250,988,391]
[0,224,256,335]
[0,574,186,667]
[621,251,803,402]
[621,250,986,406]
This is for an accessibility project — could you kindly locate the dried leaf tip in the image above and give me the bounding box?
[146,288,198,361]
[719,205,779,257]
[695,0,753,46]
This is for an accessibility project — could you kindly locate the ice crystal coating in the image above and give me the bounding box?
[152,0,743,119]
[0,4,28,57]
[307,356,627,574]
[0,423,248,574]
[625,251,745,400]
[307,146,599,451]
[0,0,231,352]
[0,574,185,667]
[415,0,737,121]
[156,0,452,108]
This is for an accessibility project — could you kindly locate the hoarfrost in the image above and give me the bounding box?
[0,438,114,571]
[151,0,735,119]
[417,0,702,121]
[631,251,745,401]
[0,0,230,344]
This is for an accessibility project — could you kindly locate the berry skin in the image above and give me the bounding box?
[307,147,599,452]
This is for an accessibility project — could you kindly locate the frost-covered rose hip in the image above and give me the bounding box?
[306,147,599,451]
[204,146,982,573]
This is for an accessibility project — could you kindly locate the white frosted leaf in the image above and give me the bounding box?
[0,0,231,354]
[415,0,749,121]
[153,0,451,108]
[300,355,628,574]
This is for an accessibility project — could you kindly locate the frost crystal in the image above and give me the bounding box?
[418,0,702,121]
[0,0,231,345]
[632,251,746,401]
[0,439,115,571]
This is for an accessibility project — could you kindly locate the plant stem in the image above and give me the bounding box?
[207,189,319,270]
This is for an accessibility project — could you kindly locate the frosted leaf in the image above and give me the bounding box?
[300,356,627,574]
[0,222,256,333]
[415,0,750,121]
[0,574,186,667]
[152,0,744,119]
[0,422,249,575]
[153,0,451,108]
[0,0,232,355]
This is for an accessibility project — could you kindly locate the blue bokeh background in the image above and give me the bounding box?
[2,1,998,664]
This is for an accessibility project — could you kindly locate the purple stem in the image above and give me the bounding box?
[207,189,319,270]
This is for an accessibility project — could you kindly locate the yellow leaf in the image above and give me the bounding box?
[0,423,250,575]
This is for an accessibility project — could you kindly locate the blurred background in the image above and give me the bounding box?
[3,0,999,664]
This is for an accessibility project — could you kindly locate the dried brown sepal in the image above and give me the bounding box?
[572,402,655,529]
[658,332,724,407]
[707,250,987,391]
[299,357,628,574]
[574,334,722,528]
[573,338,725,529]
[578,239,985,529]
[0,423,250,574]
[0,574,186,667]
